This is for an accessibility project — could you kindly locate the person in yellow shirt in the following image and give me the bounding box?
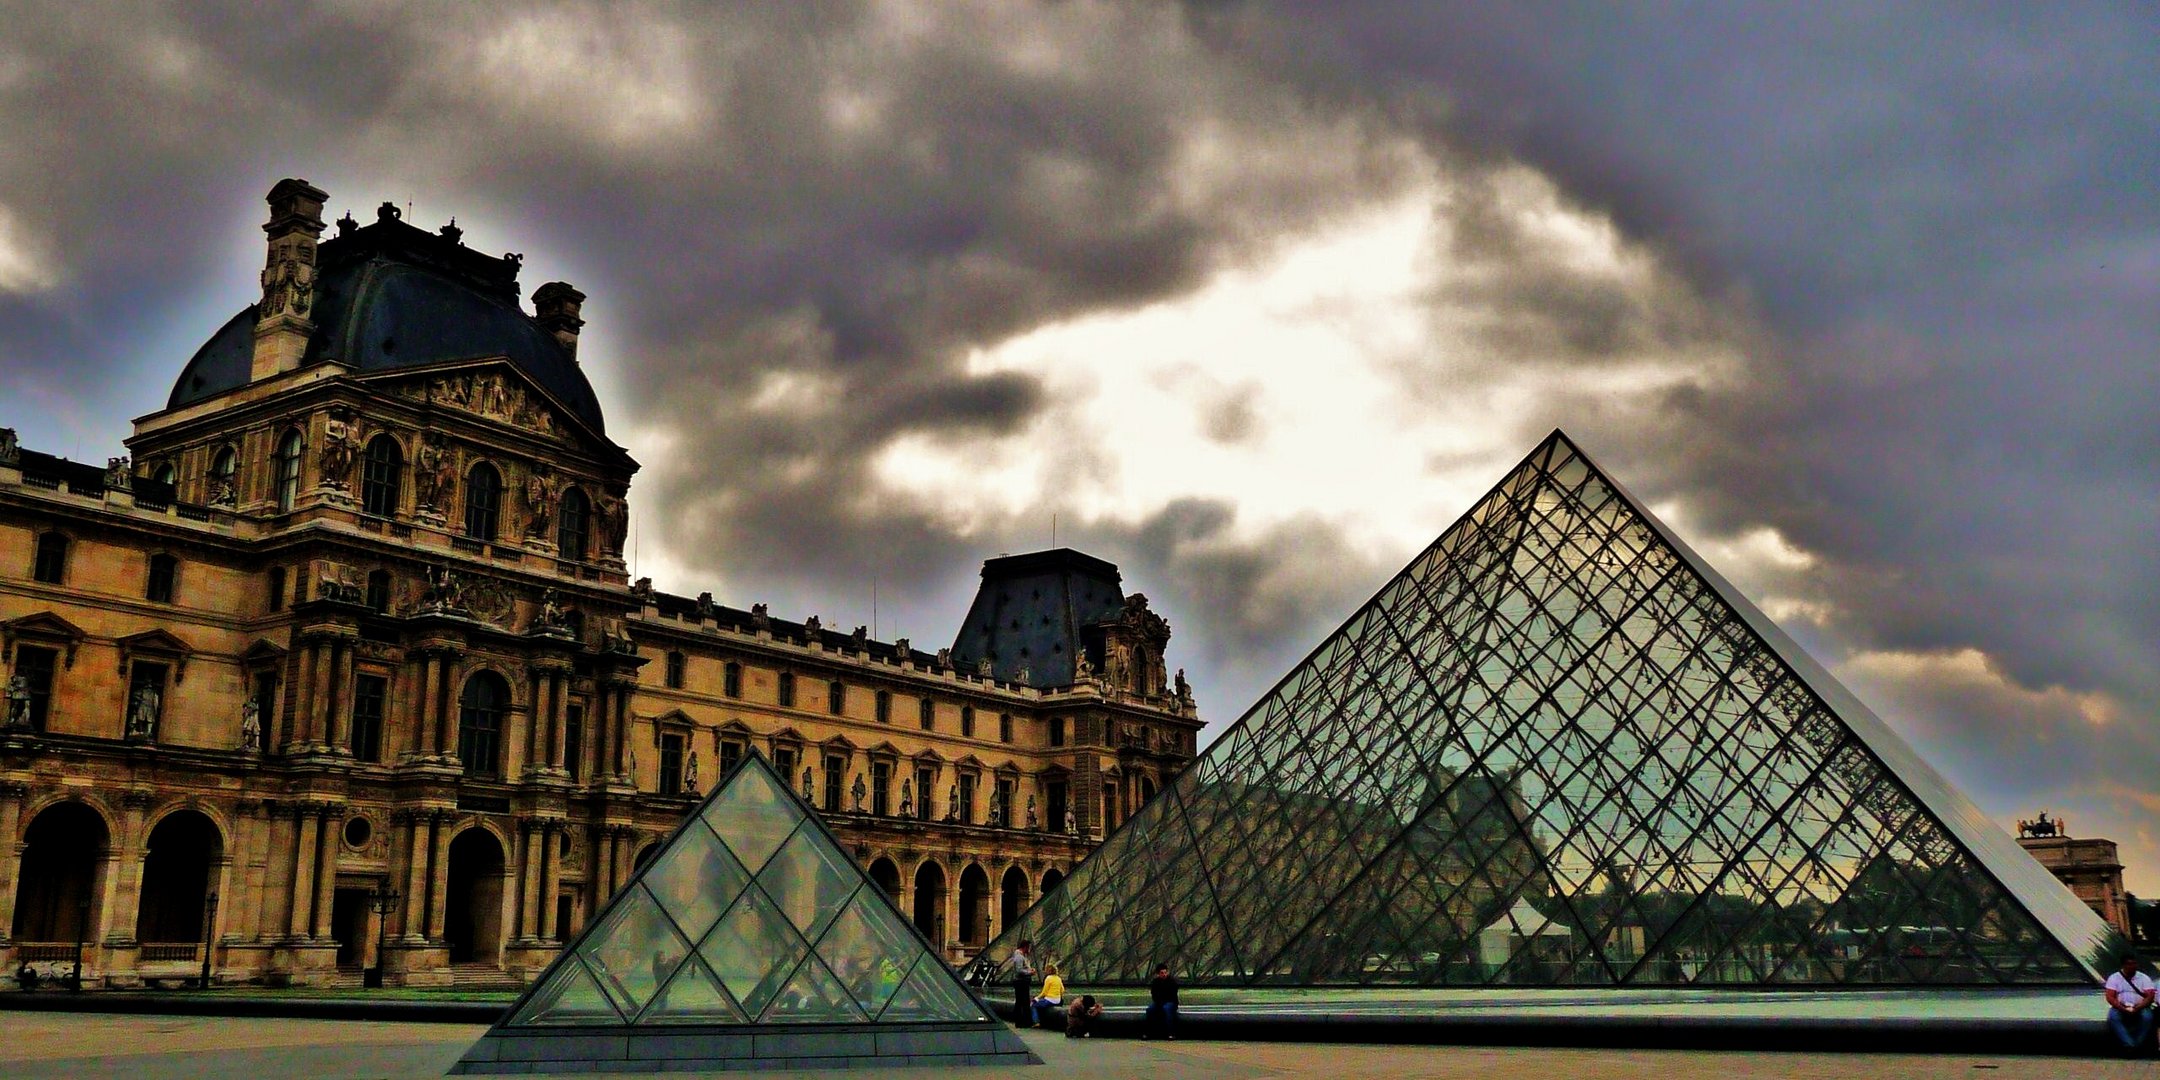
[1031,963,1067,1030]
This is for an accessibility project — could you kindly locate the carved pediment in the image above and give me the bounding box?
[3,612,86,668]
[909,747,947,765]
[652,708,695,729]
[865,740,902,759]
[118,628,194,682]
[767,727,806,747]
[818,733,858,754]
[955,754,989,773]
[377,361,585,446]
[716,718,755,737]
[240,639,288,666]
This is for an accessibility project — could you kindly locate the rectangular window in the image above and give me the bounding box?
[31,533,66,585]
[823,753,846,812]
[915,766,935,820]
[778,672,795,708]
[719,738,744,776]
[146,554,177,604]
[958,773,977,825]
[723,662,742,698]
[665,652,685,689]
[872,760,891,816]
[918,698,934,731]
[1049,715,1065,747]
[350,674,386,762]
[774,746,799,788]
[827,680,846,715]
[875,690,890,724]
[13,645,57,731]
[564,705,585,782]
[660,733,685,795]
[1046,779,1068,834]
[999,713,1013,743]
[995,778,1015,828]
[268,566,287,611]
[961,707,975,738]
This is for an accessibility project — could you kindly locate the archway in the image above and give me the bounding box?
[1041,868,1065,897]
[1000,866,1029,932]
[444,829,506,965]
[958,864,990,947]
[135,810,222,948]
[13,802,108,943]
[634,842,661,872]
[868,858,901,902]
[912,861,947,949]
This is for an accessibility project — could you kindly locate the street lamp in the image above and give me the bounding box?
[364,887,400,989]
[199,891,219,989]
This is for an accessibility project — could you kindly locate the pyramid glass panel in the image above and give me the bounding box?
[456,751,1034,1073]
[986,431,2119,988]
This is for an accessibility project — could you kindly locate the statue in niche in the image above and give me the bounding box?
[899,779,913,818]
[683,751,699,794]
[850,773,866,813]
[802,766,815,801]
[1025,795,1038,830]
[523,466,557,538]
[1064,807,1076,835]
[239,695,262,752]
[5,674,30,728]
[318,414,356,486]
[594,493,627,554]
[126,684,160,740]
[413,433,453,510]
[946,784,959,823]
[537,588,568,631]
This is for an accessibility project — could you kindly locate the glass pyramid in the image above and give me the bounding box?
[987,431,2118,988]
[457,751,1032,1073]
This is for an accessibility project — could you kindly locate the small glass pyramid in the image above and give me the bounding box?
[456,751,1031,1073]
[984,430,2120,988]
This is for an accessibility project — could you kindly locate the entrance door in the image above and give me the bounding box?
[331,889,369,968]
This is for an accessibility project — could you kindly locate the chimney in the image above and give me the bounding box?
[533,281,586,360]
[250,178,329,381]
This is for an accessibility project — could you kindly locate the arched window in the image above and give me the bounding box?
[463,463,501,541]
[457,671,509,777]
[274,430,304,512]
[208,446,237,503]
[360,435,402,517]
[31,532,67,584]
[557,486,589,561]
[149,462,176,487]
[146,553,178,603]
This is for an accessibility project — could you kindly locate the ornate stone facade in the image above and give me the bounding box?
[0,181,1200,988]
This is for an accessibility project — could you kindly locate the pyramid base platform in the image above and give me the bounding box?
[450,1020,1041,1073]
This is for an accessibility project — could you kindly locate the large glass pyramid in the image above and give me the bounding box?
[987,431,2118,988]
[455,751,1036,1073]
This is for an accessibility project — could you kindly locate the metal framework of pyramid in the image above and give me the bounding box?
[455,751,1037,1073]
[985,431,2119,989]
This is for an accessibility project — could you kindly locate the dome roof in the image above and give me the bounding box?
[166,205,608,435]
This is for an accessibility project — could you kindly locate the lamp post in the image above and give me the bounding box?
[198,891,219,989]
[364,886,400,989]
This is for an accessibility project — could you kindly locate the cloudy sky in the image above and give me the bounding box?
[4,3,2158,889]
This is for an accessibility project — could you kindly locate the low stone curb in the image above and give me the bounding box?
[0,990,505,1024]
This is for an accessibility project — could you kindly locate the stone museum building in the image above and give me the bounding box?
[0,180,1202,988]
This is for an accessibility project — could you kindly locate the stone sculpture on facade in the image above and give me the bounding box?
[802,767,815,801]
[1064,807,1077,835]
[414,433,453,513]
[239,696,262,752]
[946,784,959,823]
[318,414,356,488]
[5,675,29,729]
[683,751,699,794]
[522,466,557,539]
[0,427,19,467]
[850,773,866,812]
[1025,794,1038,830]
[899,779,912,818]
[105,456,132,492]
[126,684,159,740]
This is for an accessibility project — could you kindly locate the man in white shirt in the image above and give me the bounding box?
[2104,954,2157,1053]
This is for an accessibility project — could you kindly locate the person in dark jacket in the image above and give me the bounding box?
[1143,963,1178,1040]
[1007,940,1036,1028]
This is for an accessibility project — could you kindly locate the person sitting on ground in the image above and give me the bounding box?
[1143,963,1179,1040]
[2105,954,2158,1053]
[1066,994,1103,1038]
[1031,962,1066,1030]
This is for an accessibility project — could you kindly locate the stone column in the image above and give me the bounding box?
[590,825,613,902]
[290,640,319,749]
[416,653,441,756]
[287,805,318,939]
[611,830,633,896]
[612,685,631,778]
[0,782,25,941]
[311,810,337,939]
[548,672,569,771]
[515,821,540,942]
[401,813,432,941]
[538,824,561,942]
[239,801,273,942]
[327,640,355,752]
[426,813,452,941]
[306,639,333,750]
[102,791,152,947]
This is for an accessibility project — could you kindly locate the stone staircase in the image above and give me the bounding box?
[448,963,526,992]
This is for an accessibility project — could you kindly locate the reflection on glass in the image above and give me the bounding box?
[704,757,804,873]
[578,884,694,1017]
[986,434,2104,987]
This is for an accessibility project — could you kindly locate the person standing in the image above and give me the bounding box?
[2105,954,2157,1053]
[1143,963,1179,1040]
[1007,939,1036,1028]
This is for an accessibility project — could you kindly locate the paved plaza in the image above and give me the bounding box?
[0,1012,2150,1080]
